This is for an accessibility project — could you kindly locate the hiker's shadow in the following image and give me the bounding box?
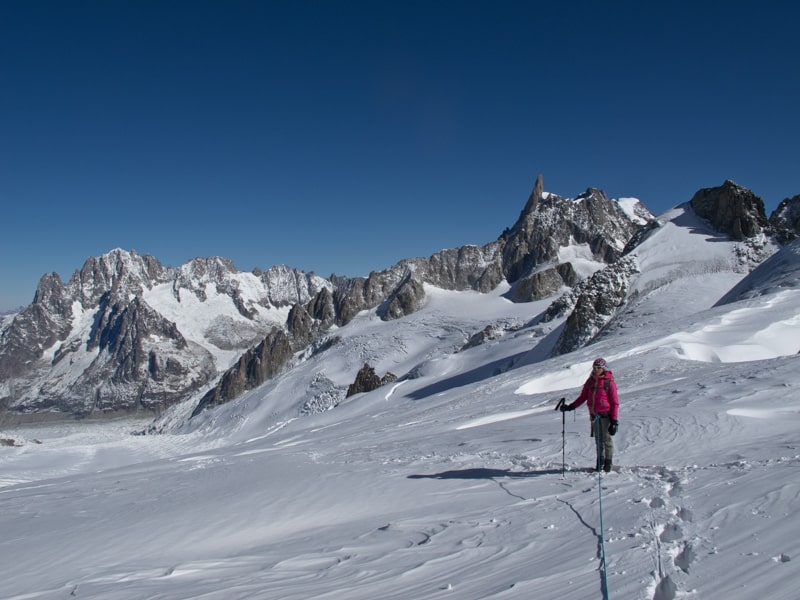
[408,467,562,480]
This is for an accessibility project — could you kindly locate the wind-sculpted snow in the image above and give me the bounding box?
[716,238,800,304]
[2,180,800,600]
[1,243,800,598]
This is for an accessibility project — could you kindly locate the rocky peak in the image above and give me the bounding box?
[173,256,238,302]
[689,180,769,241]
[502,175,647,283]
[379,274,426,321]
[769,194,800,244]
[191,327,293,417]
[0,273,75,380]
[345,362,398,398]
[32,272,72,318]
[88,294,186,354]
[178,256,237,284]
[71,248,168,308]
[518,173,545,217]
[0,173,657,420]
[260,264,333,307]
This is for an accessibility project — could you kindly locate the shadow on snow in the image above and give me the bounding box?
[408,467,563,480]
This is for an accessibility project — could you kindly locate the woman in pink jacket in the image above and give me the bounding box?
[561,358,619,472]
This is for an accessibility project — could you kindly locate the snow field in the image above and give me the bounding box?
[1,212,799,599]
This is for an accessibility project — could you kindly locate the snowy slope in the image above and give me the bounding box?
[1,213,799,600]
[142,278,291,370]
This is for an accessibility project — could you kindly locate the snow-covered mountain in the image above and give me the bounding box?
[1,192,799,599]
[0,252,332,417]
[5,175,795,424]
[0,174,661,419]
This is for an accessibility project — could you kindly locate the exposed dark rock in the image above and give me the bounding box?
[192,328,293,417]
[307,287,336,328]
[380,275,426,320]
[346,362,397,398]
[57,295,211,416]
[769,194,800,244]
[286,303,315,349]
[0,174,658,419]
[346,363,382,397]
[0,273,74,379]
[547,256,640,356]
[259,264,332,308]
[508,263,580,302]
[423,243,506,293]
[689,180,769,241]
[77,249,167,307]
[320,176,650,330]
[173,257,238,303]
[622,219,662,255]
[501,176,644,283]
[332,269,405,326]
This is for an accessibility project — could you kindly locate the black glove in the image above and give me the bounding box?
[560,403,575,412]
[608,420,618,436]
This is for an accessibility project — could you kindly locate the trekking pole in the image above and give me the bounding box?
[554,397,566,476]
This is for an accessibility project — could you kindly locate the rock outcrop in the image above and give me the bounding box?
[379,275,427,321]
[345,363,398,398]
[311,174,653,327]
[545,255,640,356]
[769,194,800,244]
[0,249,326,418]
[689,180,770,241]
[509,263,580,303]
[0,175,663,419]
[501,175,644,282]
[191,328,292,417]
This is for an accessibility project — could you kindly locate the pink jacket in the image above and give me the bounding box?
[573,370,619,420]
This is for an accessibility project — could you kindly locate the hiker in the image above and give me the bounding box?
[560,358,619,472]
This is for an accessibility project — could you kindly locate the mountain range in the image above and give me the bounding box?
[2,173,800,599]
[0,175,798,425]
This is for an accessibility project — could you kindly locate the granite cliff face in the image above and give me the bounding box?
[190,174,655,417]
[689,180,769,241]
[769,194,800,244]
[288,174,654,333]
[4,175,791,421]
[689,179,799,246]
[543,255,640,356]
[541,180,795,357]
[191,328,293,417]
[501,176,646,283]
[0,249,331,419]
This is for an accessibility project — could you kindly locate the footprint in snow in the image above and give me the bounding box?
[674,542,695,573]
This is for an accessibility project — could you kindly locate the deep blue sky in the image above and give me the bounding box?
[2,1,798,311]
